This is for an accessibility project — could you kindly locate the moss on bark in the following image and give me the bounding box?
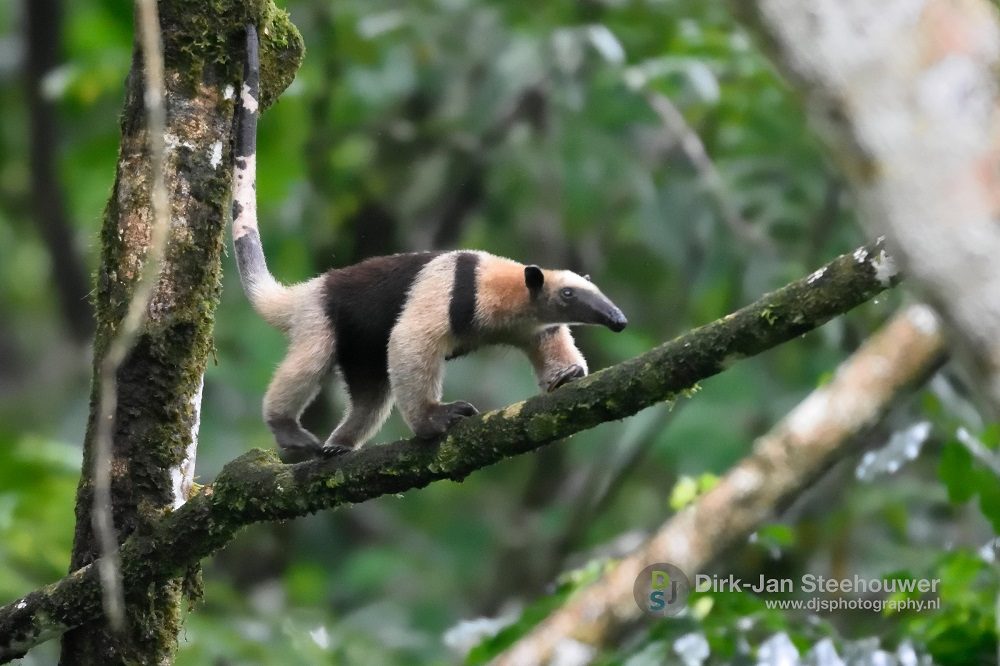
[58,1,302,663]
[158,0,302,108]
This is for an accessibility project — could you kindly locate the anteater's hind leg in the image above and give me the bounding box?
[264,332,334,463]
[322,378,393,456]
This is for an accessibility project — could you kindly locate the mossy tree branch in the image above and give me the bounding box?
[0,241,897,661]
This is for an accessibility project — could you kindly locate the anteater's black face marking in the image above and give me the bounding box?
[324,252,441,391]
[536,277,628,332]
[556,286,627,331]
[560,286,627,331]
[449,252,479,337]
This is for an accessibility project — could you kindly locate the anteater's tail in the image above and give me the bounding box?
[232,25,296,331]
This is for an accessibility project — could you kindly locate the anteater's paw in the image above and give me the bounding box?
[319,441,354,458]
[414,401,479,438]
[546,364,586,392]
[269,418,322,464]
[276,443,321,464]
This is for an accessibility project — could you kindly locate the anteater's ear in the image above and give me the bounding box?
[583,274,592,282]
[524,265,544,294]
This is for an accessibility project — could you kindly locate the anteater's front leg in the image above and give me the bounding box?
[522,325,588,392]
[388,325,478,439]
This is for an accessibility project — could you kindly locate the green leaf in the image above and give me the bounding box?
[938,441,975,504]
[754,524,796,549]
[669,476,700,511]
[697,473,720,493]
[975,466,1000,534]
[981,424,1000,450]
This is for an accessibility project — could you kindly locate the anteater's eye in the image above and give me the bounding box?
[561,288,575,299]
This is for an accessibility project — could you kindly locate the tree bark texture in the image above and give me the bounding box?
[58,2,302,663]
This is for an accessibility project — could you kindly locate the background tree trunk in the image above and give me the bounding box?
[734,0,1000,416]
[24,0,94,343]
[58,2,302,662]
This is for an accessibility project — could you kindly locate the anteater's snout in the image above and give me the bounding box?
[605,307,627,332]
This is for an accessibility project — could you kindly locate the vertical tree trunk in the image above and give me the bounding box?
[734,0,1000,416]
[59,3,301,663]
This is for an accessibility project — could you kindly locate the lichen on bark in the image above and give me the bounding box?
[59,1,303,664]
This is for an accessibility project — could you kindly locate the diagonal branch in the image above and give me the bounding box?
[0,240,897,661]
[495,304,945,664]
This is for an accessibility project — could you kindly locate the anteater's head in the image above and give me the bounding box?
[524,265,627,332]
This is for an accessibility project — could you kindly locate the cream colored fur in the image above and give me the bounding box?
[522,325,587,390]
[388,252,460,432]
[260,249,605,451]
[262,277,333,422]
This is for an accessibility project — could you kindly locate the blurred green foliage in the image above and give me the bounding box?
[0,0,997,663]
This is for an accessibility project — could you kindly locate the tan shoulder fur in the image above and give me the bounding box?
[474,252,542,329]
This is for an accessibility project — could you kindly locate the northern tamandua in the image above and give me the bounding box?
[233,26,627,461]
